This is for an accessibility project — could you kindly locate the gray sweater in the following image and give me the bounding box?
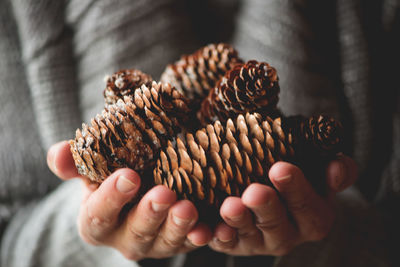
[0,0,398,266]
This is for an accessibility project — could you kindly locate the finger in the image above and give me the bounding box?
[120,185,176,257]
[152,200,198,256]
[242,183,298,254]
[78,168,140,244]
[80,178,99,204]
[326,155,358,193]
[269,162,334,241]
[186,222,213,248]
[219,197,263,252]
[209,222,237,252]
[47,141,81,180]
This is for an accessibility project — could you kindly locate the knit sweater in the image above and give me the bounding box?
[0,0,398,266]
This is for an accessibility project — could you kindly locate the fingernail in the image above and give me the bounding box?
[214,236,232,243]
[274,174,292,184]
[116,175,136,193]
[47,145,57,173]
[228,213,243,222]
[187,236,207,247]
[151,202,170,212]
[172,214,191,226]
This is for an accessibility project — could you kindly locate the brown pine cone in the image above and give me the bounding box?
[70,81,191,183]
[153,113,342,210]
[198,60,280,126]
[160,43,243,106]
[103,69,153,106]
[287,115,343,155]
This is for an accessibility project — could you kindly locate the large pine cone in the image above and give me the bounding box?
[103,69,153,106]
[70,82,191,183]
[153,113,342,209]
[198,60,280,126]
[160,43,242,105]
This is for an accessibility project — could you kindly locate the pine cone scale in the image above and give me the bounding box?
[161,43,243,106]
[104,69,153,106]
[198,60,281,126]
[70,81,191,182]
[154,113,343,210]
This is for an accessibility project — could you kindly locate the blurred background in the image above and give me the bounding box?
[0,0,399,266]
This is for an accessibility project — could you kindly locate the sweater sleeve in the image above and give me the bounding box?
[1,180,140,267]
[273,187,390,267]
[0,1,137,266]
[9,0,81,150]
[232,0,342,119]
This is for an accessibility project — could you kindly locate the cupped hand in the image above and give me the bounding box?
[209,156,358,256]
[47,141,212,260]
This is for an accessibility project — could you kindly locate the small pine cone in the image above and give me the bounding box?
[70,82,191,183]
[153,113,342,211]
[103,69,153,106]
[198,60,280,126]
[160,43,243,105]
[287,115,343,156]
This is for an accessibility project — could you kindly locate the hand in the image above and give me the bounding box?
[47,141,212,260]
[209,157,358,256]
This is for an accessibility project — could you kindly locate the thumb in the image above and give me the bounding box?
[47,140,82,180]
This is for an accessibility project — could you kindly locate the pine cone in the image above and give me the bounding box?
[70,81,191,183]
[198,60,280,126]
[153,113,342,209]
[103,69,153,106]
[160,43,243,105]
